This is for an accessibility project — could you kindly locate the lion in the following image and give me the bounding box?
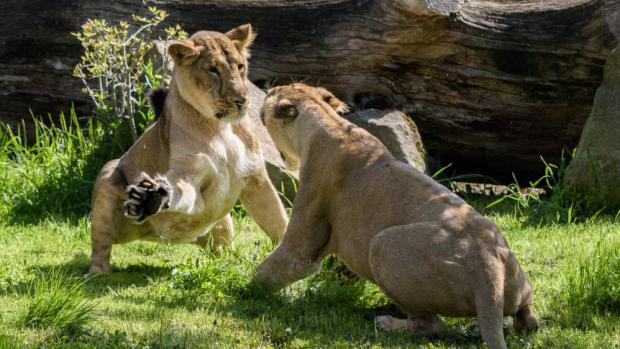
[254,83,538,349]
[88,24,288,273]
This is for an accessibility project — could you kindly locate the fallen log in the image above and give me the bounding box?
[0,0,616,182]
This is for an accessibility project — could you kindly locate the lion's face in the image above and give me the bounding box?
[168,25,255,122]
[261,83,349,171]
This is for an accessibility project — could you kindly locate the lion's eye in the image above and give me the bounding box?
[209,67,218,75]
[237,64,245,71]
[275,103,298,119]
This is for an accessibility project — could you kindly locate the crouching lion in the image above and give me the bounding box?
[89,24,288,273]
[254,83,538,349]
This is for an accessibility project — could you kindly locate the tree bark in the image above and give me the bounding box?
[0,0,616,182]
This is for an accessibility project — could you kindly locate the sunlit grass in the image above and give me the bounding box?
[0,115,618,347]
[21,269,97,338]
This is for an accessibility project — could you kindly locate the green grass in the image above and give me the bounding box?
[1,116,619,348]
[1,213,619,348]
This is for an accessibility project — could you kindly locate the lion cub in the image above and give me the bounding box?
[254,84,538,349]
[89,25,288,273]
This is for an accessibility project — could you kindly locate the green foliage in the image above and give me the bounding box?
[0,336,33,349]
[0,109,123,221]
[72,2,186,142]
[483,152,618,225]
[21,269,97,338]
[556,148,620,219]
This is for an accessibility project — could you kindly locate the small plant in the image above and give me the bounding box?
[483,152,600,224]
[430,163,492,192]
[563,238,620,316]
[485,172,545,217]
[72,2,186,142]
[21,269,97,338]
[168,249,259,301]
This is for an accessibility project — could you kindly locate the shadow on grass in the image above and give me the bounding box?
[10,253,173,298]
[112,270,487,348]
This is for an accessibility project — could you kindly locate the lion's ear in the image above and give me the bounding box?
[316,87,349,114]
[225,24,255,52]
[168,39,203,66]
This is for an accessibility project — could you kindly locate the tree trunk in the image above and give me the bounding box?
[0,0,616,182]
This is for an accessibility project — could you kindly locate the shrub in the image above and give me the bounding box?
[21,269,97,338]
[72,2,186,142]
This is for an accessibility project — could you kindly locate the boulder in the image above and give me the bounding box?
[345,109,427,173]
[564,2,620,209]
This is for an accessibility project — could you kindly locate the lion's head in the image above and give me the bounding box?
[261,83,349,170]
[168,24,255,122]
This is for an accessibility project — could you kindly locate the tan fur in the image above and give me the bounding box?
[89,25,288,273]
[254,83,538,349]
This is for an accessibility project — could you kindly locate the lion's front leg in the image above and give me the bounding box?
[123,173,172,222]
[253,195,329,292]
[124,166,206,222]
[254,244,323,291]
[240,167,288,242]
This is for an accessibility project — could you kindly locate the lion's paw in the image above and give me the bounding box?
[124,174,171,222]
[375,316,395,331]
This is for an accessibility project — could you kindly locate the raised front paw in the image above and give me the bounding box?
[123,174,171,222]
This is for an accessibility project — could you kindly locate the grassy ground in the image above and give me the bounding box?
[0,210,619,348]
[1,117,619,348]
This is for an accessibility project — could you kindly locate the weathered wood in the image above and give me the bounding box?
[0,0,617,182]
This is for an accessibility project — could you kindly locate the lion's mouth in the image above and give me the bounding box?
[215,104,247,120]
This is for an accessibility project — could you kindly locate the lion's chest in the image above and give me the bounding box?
[150,128,261,243]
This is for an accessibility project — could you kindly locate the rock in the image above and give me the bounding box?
[564,43,620,208]
[345,109,427,173]
[564,2,620,210]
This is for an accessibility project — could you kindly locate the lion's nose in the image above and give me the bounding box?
[234,97,247,108]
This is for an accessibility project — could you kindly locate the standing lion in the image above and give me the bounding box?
[89,25,288,273]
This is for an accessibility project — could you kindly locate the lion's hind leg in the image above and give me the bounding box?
[195,214,234,252]
[89,160,125,274]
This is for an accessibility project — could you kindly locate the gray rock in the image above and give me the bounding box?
[605,0,620,39]
[564,44,620,207]
[345,109,427,173]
